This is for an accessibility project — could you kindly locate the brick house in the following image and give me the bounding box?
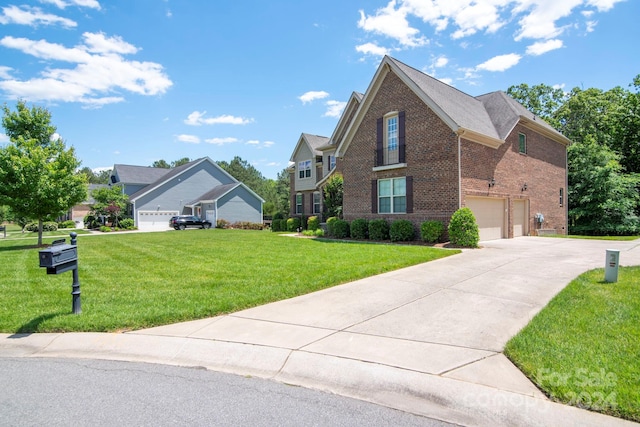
[290,56,569,240]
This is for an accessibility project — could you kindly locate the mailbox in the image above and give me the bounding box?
[39,243,77,274]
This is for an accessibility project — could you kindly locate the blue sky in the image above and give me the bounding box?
[0,0,637,179]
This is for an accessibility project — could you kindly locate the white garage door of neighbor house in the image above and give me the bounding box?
[137,211,178,230]
[466,197,505,241]
[513,199,528,237]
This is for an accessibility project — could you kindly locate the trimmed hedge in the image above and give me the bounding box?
[326,217,338,236]
[287,217,301,232]
[390,219,415,242]
[58,220,76,229]
[350,218,369,240]
[307,216,320,231]
[368,219,389,241]
[271,218,287,232]
[331,219,350,239]
[25,222,58,232]
[119,218,135,230]
[421,220,444,243]
[448,207,479,248]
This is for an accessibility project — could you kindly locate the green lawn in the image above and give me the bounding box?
[505,267,640,422]
[0,229,459,333]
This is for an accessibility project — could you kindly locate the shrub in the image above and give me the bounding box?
[271,219,287,232]
[331,219,350,239]
[273,212,285,220]
[287,217,301,232]
[119,218,135,230]
[350,218,369,240]
[216,219,229,229]
[326,216,337,236]
[302,230,315,237]
[84,214,101,229]
[58,220,76,229]
[390,219,415,242]
[99,225,111,232]
[421,220,444,243]
[368,219,389,240]
[307,216,320,231]
[314,228,325,237]
[448,207,479,248]
[229,221,264,230]
[25,222,58,232]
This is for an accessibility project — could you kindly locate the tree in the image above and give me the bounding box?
[568,136,639,235]
[151,159,171,169]
[0,101,86,245]
[90,185,128,227]
[171,157,190,168]
[274,168,290,216]
[507,83,566,129]
[77,166,112,184]
[323,173,343,219]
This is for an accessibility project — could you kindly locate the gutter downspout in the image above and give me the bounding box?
[457,132,463,208]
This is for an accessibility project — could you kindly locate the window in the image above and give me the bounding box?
[378,177,406,213]
[296,194,303,214]
[298,160,311,179]
[559,188,564,207]
[385,113,399,164]
[329,155,336,171]
[313,192,321,214]
[518,133,527,154]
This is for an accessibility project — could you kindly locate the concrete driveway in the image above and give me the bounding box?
[2,237,639,426]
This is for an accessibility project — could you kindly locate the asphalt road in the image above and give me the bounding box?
[0,358,454,427]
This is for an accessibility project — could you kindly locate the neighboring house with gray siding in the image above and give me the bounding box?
[110,157,264,230]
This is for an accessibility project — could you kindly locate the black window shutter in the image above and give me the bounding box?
[371,180,378,214]
[399,111,406,163]
[406,175,413,213]
[376,117,383,166]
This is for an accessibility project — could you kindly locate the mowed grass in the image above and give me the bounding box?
[0,229,459,333]
[505,267,640,422]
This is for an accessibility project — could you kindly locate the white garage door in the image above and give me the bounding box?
[513,199,528,237]
[137,211,179,231]
[466,197,505,241]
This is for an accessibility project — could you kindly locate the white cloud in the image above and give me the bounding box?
[245,140,275,149]
[438,77,454,86]
[526,39,563,55]
[355,42,391,57]
[184,111,254,126]
[0,33,172,106]
[205,137,238,146]
[40,0,101,9]
[0,133,9,143]
[514,0,582,41]
[175,134,200,144]
[586,0,626,12]
[92,166,112,173]
[358,1,428,47]
[323,100,347,118]
[298,90,329,104]
[586,20,597,32]
[246,140,260,145]
[263,141,275,148]
[434,56,449,68]
[0,5,77,27]
[0,66,12,79]
[476,53,522,71]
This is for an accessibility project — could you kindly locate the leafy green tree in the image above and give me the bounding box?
[91,185,129,227]
[171,157,191,168]
[0,101,86,245]
[610,75,640,174]
[152,159,171,168]
[77,166,112,184]
[507,83,566,128]
[568,136,639,235]
[217,156,265,194]
[274,168,290,216]
[323,172,343,219]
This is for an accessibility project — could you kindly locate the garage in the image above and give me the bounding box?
[466,197,505,241]
[513,199,528,237]
[137,211,178,231]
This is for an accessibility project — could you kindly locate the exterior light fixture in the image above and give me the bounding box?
[522,183,528,191]
[488,178,495,188]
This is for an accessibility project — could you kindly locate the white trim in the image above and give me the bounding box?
[373,163,407,172]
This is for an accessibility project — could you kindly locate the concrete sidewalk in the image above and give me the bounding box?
[2,237,639,426]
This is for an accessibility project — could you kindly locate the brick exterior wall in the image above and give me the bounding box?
[341,70,459,231]
[461,123,567,236]
[340,69,568,238]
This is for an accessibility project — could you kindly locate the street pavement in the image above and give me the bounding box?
[2,236,639,426]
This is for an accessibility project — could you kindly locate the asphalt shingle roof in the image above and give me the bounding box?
[188,182,240,205]
[113,164,171,185]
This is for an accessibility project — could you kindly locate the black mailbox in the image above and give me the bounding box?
[39,243,78,274]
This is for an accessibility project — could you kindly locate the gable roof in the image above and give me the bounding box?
[112,164,171,185]
[129,157,238,201]
[335,56,570,157]
[186,181,265,206]
[289,133,330,162]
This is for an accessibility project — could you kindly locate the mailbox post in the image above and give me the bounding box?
[39,232,81,314]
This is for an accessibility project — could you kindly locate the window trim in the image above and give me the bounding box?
[559,188,564,207]
[298,160,312,179]
[313,192,321,214]
[384,111,399,164]
[378,177,407,214]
